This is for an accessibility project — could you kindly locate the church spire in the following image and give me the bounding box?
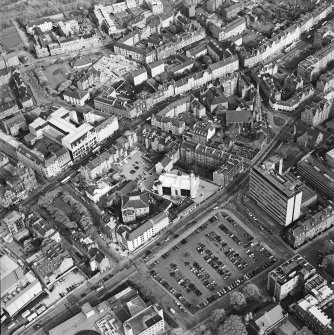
[253,82,262,122]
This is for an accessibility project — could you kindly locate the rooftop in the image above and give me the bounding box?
[268,254,315,285]
[124,305,162,335]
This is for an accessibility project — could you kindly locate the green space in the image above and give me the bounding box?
[44,62,73,89]
[0,26,22,51]
[273,115,286,127]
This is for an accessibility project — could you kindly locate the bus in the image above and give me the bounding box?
[92,146,101,154]
[21,310,31,318]
[60,176,71,184]
[96,284,104,292]
[27,312,37,322]
[8,322,17,330]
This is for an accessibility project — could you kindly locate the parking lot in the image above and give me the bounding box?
[148,211,277,314]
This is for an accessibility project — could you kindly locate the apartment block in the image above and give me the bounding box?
[267,254,316,301]
[297,154,334,199]
[285,205,334,249]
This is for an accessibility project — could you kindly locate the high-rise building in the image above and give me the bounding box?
[267,254,316,301]
[249,155,303,226]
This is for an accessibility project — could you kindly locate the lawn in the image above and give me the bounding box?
[44,62,73,89]
[0,26,22,51]
[273,115,286,127]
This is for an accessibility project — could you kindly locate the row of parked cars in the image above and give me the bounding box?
[169,263,205,297]
[198,242,233,279]
[196,257,278,311]
[150,269,191,311]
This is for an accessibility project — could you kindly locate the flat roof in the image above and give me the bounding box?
[124,305,162,335]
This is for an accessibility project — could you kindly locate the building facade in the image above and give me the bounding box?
[250,155,303,226]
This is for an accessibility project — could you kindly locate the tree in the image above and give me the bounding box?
[242,283,260,301]
[322,254,334,270]
[229,291,247,310]
[210,308,226,329]
[218,315,248,335]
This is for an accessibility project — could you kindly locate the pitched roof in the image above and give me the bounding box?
[64,89,89,100]
[122,192,150,210]
[226,110,252,123]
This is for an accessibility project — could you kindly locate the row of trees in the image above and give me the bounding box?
[230,283,261,310]
[37,189,93,231]
[196,313,247,335]
[195,283,261,335]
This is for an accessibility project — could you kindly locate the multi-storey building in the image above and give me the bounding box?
[213,156,244,187]
[298,41,334,82]
[241,2,332,67]
[80,130,137,180]
[292,287,334,335]
[221,2,243,19]
[2,112,27,136]
[32,238,74,286]
[124,303,165,335]
[94,87,145,120]
[301,97,332,127]
[316,69,334,92]
[212,17,247,41]
[48,34,101,56]
[0,67,11,86]
[297,154,334,199]
[0,102,20,121]
[114,42,156,63]
[147,60,165,77]
[285,205,334,249]
[26,18,52,35]
[155,28,206,60]
[12,69,33,108]
[117,212,169,251]
[17,144,71,179]
[76,67,101,90]
[63,89,90,106]
[130,67,148,86]
[1,255,43,316]
[0,159,37,208]
[121,192,150,223]
[249,155,303,226]
[191,121,216,144]
[44,107,97,160]
[267,254,316,301]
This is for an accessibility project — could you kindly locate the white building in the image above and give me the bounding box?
[95,115,119,142]
[45,107,97,160]
[117,212,169,251]
[26,18,52,34]
[147,60,165,77]
[250,155,303,226]
[155,171,199,199]
[124,304,165,335]
[63,89,90,106]
[1,255,43,316]
[145,0,164,14]
[301,98,332,127]
[130,68,148,86]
